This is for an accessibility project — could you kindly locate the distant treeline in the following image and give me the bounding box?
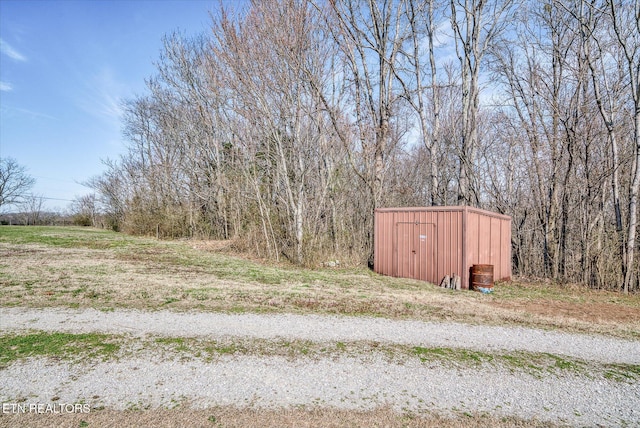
[0,212,75,227]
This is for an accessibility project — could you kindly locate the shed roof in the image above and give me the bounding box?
[375,205,511,220]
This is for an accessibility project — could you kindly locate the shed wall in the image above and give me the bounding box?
[374,206,511,289]
[464,208,512,287]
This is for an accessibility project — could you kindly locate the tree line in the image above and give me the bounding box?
[85,0,640,292]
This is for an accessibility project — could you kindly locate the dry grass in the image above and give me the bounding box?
[1,226,639,339]
[0,406,565,428]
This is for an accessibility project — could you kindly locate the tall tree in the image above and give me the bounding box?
[449,0,516,205]
[575,0,626,284]
[214,0,340,263]
[392,0,448,206]
[607,0,640,293]
[322,0,411,263]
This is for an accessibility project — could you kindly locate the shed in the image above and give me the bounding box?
[374,206,511,290]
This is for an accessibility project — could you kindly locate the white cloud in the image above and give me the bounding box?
[94,69,126,121]
[0,106,57,120]
[0,38,27,62]
[77,68,126,125]
[0,81,13,91]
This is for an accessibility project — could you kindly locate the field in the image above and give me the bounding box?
[1,226,638,338]
[1,226,639,427]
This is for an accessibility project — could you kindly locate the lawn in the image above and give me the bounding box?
[1,226,638,338]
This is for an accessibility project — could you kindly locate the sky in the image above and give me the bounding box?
[0,0,227,212]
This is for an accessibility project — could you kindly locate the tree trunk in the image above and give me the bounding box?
[624,112,640,293]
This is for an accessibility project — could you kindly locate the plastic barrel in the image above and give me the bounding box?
[470,264,494,291]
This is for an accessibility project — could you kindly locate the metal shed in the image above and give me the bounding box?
[374,206,511,290]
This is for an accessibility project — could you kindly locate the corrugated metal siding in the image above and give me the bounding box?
[432,209,463,285]
[374,206,511,289]
[464,207,512,287]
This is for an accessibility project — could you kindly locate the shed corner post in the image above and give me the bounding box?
[462,206,469,290]
[373,209,379,273]
[507,216,513,280]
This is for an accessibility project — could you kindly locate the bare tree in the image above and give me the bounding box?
[20,194,45,225]
[395,0,445,206]
[0,157,35,210]
[449,0,516,205]
[315,0,413,265]
[213,0,342,263]
[71,194,100,227]
[494,0,582,278]
[327,0,410,206]
[85,159,129,231]
[606,0,640,293]
[572,0,626,284]
[156,33,231,239]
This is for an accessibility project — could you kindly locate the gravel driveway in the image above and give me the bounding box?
[1,307,639,426]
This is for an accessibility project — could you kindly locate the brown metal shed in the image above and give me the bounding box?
[374,206,511,290]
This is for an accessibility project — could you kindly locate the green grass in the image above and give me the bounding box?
[0,332,120,366]
[154,337,190,352]
[0,226,144,249]
[604,363,640,382]
[413,346,491,366]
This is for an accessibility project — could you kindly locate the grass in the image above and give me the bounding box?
[0,226,144,249]
[0,332,120,367]
[413,347,489,366]
[410,346,640,380]
[604,363,640,382]
[5,330,635,383]
[1,226,639,339]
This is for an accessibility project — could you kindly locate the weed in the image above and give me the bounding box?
[412,347,490,366]
[87,291,101,299]
[213,344,238,355]
[154,337,190,353]
[155,337,186,346]
[543,353,587,374]
[603,363,640,382]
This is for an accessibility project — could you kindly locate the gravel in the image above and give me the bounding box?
[1,307,639,426]
[2,307,638,364]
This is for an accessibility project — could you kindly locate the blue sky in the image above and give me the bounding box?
[0,0,226,212]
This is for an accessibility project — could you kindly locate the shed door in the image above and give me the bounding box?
[395,222,435,281]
